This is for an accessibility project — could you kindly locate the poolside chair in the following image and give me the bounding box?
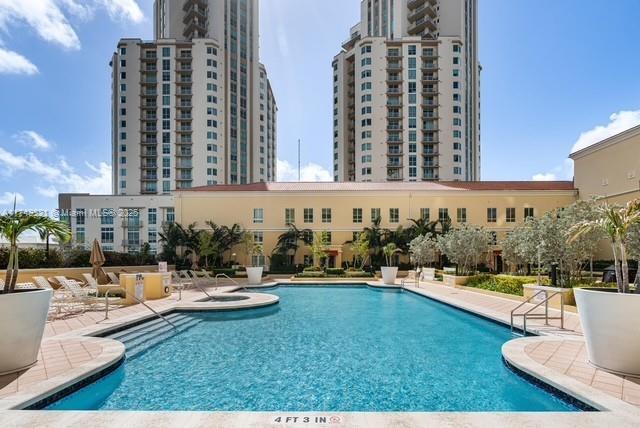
[171,271,193,300]
[188,270,215,286]
[55,276,105,313]
[107,272,120,285]
[33,276,82,317]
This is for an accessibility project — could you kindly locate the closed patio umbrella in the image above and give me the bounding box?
[90,238,109,285]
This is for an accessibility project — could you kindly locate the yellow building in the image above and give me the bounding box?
[175,181,577,270]
[570,124,640,204]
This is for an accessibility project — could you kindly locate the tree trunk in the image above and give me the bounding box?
[612,242,623,293]
[590,257,594,282]
[620,244,630,294]
[635,259,640,294]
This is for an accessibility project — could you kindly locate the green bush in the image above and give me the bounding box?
[325,268,345,275]
[295,272,327,278]
[345,270,374,278]
[465,274,548,296]
[303,266,323,272]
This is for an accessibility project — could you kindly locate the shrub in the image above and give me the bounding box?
[345,270,374,278]
[465,274,548,296]
[295,272,327,278]
[325,268,345,276]
[303,266,323,272]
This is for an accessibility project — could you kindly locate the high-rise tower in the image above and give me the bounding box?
[332,0,480,182]
[112,0,277,196]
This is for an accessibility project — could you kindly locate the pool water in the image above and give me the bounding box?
[48,286,579,412]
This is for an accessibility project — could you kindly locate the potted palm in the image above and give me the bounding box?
[569,200,640,375]
[0,204,71,374]
[381,243,402,285]
[242,232,264,285]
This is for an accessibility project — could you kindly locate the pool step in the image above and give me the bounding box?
[108,313,201,358]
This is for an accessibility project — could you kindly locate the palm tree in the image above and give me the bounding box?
[361,216,387,266]
[569,200,640,293]
[382,243,403,267]
[0,204,71,292]
[406,217,440,241]
[273,224,313,262]
[179,223,202,269]
[158,222,183,263]
[205,221,243,265]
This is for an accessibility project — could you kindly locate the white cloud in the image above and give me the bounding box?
[277,159,333,182]
[0,47,38,74]
[98,0,143,24]
[0,0,144,75]
[15,130,52,150]
[571,110,640,154]
[36,185,58,198]
[0,191,25,205]
[532,158,573,182]
[0,144,111,196]
[0,0,81,50]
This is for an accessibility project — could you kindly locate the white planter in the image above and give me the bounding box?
[443,274,470,287]
[574,288,640,376]
[381,266,398,285]
[246,267,264,285]
[0,288,52,375]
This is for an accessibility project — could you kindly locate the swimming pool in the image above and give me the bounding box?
[47,286,580,412]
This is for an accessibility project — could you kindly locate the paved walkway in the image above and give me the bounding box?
[405,281,638,409]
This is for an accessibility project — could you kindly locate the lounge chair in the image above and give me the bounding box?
[188,270,215,286]
[171,271,193,300]
[106,272,120,285]
[33,276,82,317]
[55,276,105,313]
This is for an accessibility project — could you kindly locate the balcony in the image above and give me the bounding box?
[387,62,402,70]
[122,220,144,228]
[183,4,208,24]
[422,74,438,82]
[183,0,208,12]
[386,75,403,83]
[183,18,208,39]
[408,2,436,22]
[422,62,437,70]
[408,16,437,35]
[387,170,403,181]
[386,50,401,59]
[422,86,438,95]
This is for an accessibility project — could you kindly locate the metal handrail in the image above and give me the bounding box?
[105,287,176,330]
[510,290,565,335]
[215,273,239,287]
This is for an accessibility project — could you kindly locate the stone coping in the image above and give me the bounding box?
[1,409,639,427]
[502,336,640,418]
[176,292,279,311]
[0,336,124,411]
[366,281,402,289]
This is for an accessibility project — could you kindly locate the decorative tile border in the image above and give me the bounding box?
[502,336,640,418]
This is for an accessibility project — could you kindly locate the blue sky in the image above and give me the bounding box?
[0,0,639,213]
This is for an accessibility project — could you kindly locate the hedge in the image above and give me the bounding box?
[295,272,327,278]
[0,247,157,269]
[465,274,548,297]
[345,270,374,278]
[325,268,345,275]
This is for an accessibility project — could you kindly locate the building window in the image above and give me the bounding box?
[353,208,362,223]
[75,208,85,225]
[487,208,497,223]
[285,208,295,225]
[457,208,467,223]
[371,208,381,222]
[253,208,264,224]
[420,208,430,221]
[75,227,85,244]
[148,208,157,225]
[389,208,399,223]
[304,208,314,223]
[100,209,114,225]
[100,227,114,244]
[439,208,449,222]
[524,207,535,219]
[166,208,175,224]
[506,208,516,223]
[322,208,332,223]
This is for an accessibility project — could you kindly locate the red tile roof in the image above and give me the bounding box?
[181,181,576,192]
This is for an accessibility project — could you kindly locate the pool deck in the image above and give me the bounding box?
[1,279,639,427]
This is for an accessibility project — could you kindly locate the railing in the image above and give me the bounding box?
[105,284,176,330]
[215,273,239,287]
[510,290,565,336]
